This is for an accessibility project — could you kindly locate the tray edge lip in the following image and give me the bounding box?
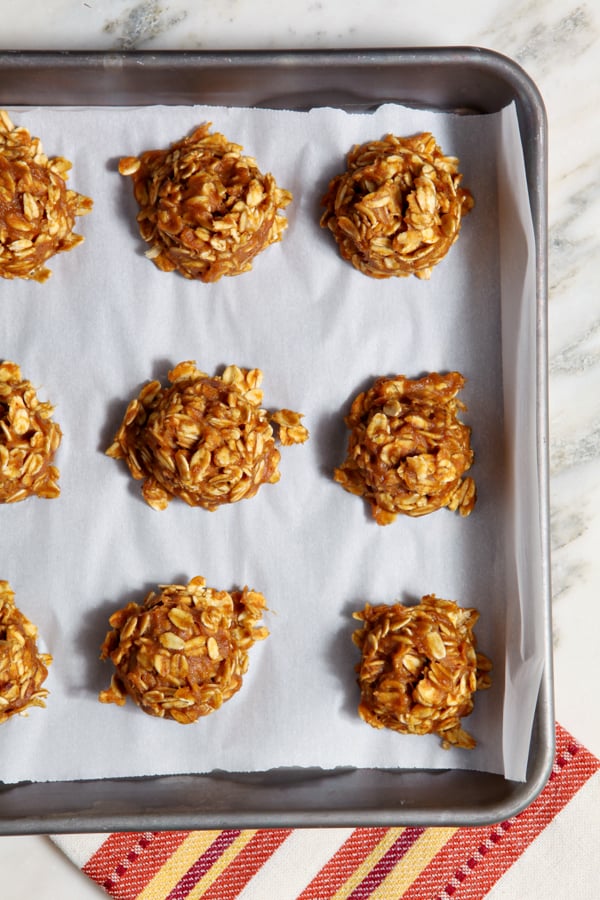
[0,43,553,833]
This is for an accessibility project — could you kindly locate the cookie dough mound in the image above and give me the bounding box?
[0,110,93,282]
[119,122,292,281]
[0,580,52,723]
[320,132,473,280]
[353,594,492,749]
[99,577,268,723]
[333,371,475,524]
[107,361,308,511]
[0,361,62,502]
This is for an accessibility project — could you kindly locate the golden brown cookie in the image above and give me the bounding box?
[0,110,92,282]
[0,361,62,502]
[99,577,268,723]
[106,361,308,511]
[0,580,52,723]
[119,123,292,281]
[333,371,475,524]
[353,594,492,749]
[320,132,473,280]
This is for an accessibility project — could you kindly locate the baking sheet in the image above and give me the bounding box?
[0,99,541,784]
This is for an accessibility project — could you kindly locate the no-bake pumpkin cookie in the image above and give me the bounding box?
[119,123,292,281]
[320,132,473,280]
[99,577,268,723]
[353,594,491,749]
[334,371,475,524]
[0,580,52,723]
[0,110,92,282]
[106,361,308,511]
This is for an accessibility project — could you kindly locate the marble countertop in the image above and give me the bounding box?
[0,0,598,896]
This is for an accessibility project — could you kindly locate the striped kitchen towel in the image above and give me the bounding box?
[52,723,600,899]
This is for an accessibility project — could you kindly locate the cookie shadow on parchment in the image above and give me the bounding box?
[324,596,364,722]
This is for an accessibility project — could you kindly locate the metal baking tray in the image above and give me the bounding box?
[0,47,551,833]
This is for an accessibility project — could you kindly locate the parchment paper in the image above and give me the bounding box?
[0,100,542,784]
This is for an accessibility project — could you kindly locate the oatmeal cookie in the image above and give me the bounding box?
[106,361,308,511]
[320,132,473,279]
[119,123,292,281]
[333,371,475,524]
[353,594,491,749]
[0,361,62,502]
[0,580,52,723]
[99,577,268,723]
[0,110,92,282]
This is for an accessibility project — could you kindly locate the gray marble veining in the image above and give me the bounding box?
[103,1,188,49]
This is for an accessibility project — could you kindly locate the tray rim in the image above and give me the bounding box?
[0,45,552,833]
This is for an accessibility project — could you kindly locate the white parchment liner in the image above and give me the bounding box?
[0,101,543,783]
